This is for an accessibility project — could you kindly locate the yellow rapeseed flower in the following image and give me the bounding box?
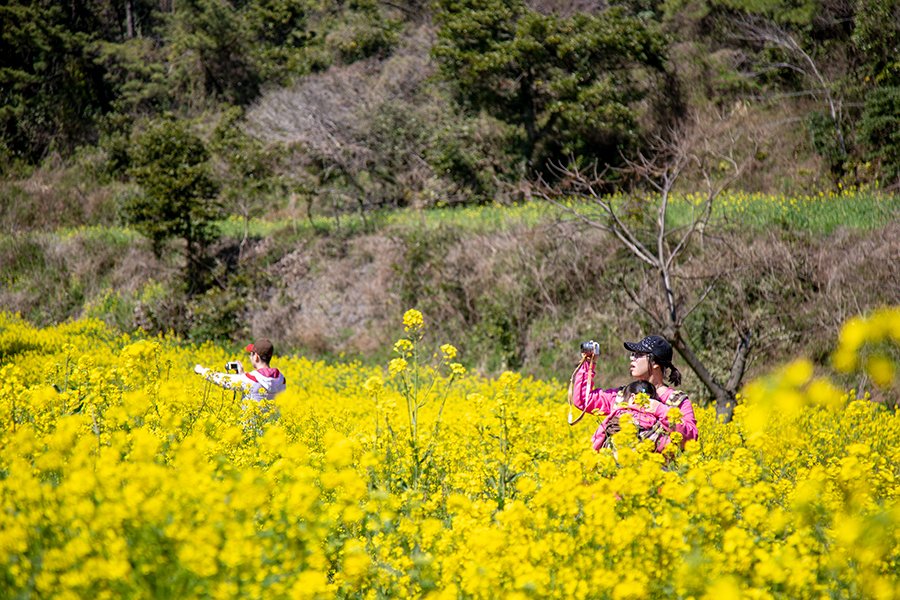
[782,358,813,387]
[394,339,414,354]
[364,376,384,395]
[865,354,895,387]
[402,309,424,332]
[389,358,408,376]
[3,306,900,600]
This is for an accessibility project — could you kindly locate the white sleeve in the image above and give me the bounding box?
[203,371,253,393]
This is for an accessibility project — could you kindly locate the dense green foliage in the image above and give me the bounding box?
[0,0,108,162]
[121,119,219,290]
[3,0,900,193]
[852,0,900,85]
[433,0,669,171]
[858,86,900,187]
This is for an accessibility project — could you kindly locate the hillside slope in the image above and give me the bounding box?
[3,210,898,404]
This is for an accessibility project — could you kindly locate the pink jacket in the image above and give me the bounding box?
[571,361,698,453]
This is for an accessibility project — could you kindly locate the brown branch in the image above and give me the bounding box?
[725,329,753,394]
[621,274,664,328]
[536,111,761,422]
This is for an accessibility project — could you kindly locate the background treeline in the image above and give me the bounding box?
[4,0,900,207]
[2,0,900,402]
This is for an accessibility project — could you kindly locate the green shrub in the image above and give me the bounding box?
[806,111,847,182]
[857,85,900,187]
[187,284,250,344]
[323,11,399,63]
[121,119,220,291]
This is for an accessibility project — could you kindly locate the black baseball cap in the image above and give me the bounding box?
[624,335,673,363]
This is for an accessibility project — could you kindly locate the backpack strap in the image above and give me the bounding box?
[665,390,689,408]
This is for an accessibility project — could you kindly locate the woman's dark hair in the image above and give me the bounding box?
[621,379,658,400]
[648,355,682,387]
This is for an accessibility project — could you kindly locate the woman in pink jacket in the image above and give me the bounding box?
[570,335,697,455]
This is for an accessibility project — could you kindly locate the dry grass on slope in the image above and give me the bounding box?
[1,218,897,393]
[244,219,900,389]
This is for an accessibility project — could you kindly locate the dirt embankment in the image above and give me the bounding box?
[2,220,898,396]
[236,220,900,387]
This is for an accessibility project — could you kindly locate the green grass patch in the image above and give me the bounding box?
[216,201,557,240]
[670,188,900,234]
[380,201,558,232]
[75,186,898,246]
[254,187,899,238]
[53,225,144,245]
[537,187,900,235]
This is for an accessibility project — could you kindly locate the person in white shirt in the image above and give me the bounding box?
[194,338,287,424]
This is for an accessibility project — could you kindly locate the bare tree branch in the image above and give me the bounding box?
[681,273,723,322]
[538,161,660,267]
[621,274,664,328]
[245,44,442,219]
[729,14,846,157]
[725,329,753,393]
[533,111,760,422]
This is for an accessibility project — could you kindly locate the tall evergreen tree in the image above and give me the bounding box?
[164,0,261,108]
[0,0,110,160]
[122,119,220,292]
[432,0,668,172]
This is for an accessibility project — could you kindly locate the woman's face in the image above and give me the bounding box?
[629,352,652,380]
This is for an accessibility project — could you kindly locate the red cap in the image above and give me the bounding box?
[245,338,274,360]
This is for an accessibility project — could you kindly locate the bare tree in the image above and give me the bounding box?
[534,114,759,422]
[729,14,847,159]
[245,63,375,224]
[245,37,441,222]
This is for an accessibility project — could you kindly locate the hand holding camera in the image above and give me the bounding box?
[225,361,243,373]
[581,340,600,356]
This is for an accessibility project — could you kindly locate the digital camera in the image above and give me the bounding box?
[581,340,600,355]
[225,361,240,372]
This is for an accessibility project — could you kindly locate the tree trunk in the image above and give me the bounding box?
[125,0,134,39]
[669,332,736,423]
[724,329,753,395]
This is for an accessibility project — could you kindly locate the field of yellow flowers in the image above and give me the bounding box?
[1,307,899,600]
